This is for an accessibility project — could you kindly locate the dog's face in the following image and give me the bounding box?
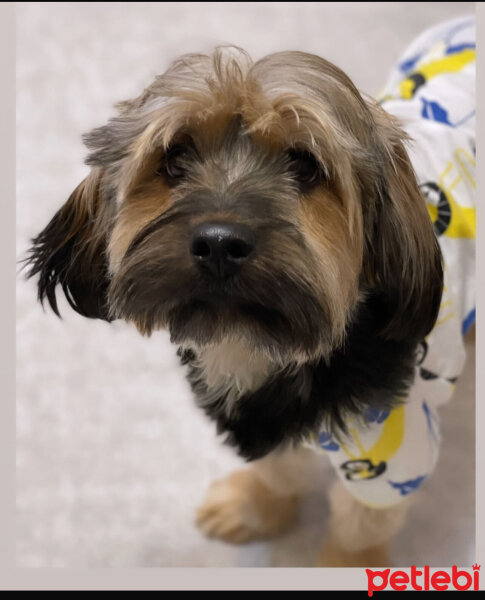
[27,47,442,369]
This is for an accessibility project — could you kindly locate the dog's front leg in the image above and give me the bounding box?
[195,445,320,544]
[316,479,410,567]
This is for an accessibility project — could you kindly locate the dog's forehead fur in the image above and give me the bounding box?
[84,47,383,194]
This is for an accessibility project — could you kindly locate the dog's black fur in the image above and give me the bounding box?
[180,292,418,461]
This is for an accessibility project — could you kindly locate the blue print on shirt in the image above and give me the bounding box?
[388,475,427,496]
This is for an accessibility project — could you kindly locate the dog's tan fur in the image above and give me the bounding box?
[299,186,363,340]
[196,446,407,565]
[109,179,173,273]
[196,469,299,544]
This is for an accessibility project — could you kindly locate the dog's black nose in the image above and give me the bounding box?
[190,222,255,278]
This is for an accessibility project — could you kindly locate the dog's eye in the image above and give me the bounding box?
[287,149,325,189]
[158,144,188,181]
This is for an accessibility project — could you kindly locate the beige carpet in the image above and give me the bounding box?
[17,2,475,567]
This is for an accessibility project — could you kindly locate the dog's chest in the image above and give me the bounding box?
[192,341,273,411]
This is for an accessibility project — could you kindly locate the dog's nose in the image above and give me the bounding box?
[190,222,255,278]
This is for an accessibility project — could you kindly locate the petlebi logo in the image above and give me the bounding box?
[366,563,480,595]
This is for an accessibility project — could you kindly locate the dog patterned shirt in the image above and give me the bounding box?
[308,16,476,509]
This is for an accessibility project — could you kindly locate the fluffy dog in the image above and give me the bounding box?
[25,17,475,566]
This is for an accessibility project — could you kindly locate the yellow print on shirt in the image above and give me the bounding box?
[424,147,475,240]
[399,45,475,99]
[338,405,406,481]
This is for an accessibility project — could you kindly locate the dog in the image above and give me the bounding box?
[25,16,475,566]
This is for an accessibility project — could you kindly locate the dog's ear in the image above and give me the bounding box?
[364,103,443,342]
[25,168,113,321]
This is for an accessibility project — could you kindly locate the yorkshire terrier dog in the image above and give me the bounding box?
[25,17,475,566]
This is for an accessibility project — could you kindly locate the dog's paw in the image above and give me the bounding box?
[195,469,298,544]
